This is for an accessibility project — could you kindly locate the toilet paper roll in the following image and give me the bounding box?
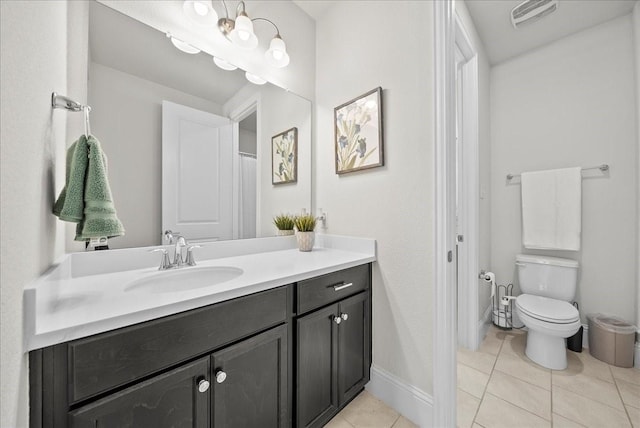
[483,272,496,298]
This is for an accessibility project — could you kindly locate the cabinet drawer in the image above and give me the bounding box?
[68,286,288,404]
[297,264,370,315]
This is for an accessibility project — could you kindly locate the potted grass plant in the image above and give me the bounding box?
[294,214,317,252]
[273,214,295,236]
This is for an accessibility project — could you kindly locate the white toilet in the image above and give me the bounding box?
[515,254,581,370]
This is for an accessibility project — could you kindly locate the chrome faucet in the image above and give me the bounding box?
[172,235,186,267]
[151,230,193,270]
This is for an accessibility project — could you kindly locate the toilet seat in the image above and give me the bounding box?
[516,294,579,324]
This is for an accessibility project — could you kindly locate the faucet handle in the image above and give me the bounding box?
[150,248,172,270]
[186,245,201,266]
[164,230,180,244]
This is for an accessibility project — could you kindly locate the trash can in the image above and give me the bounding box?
[587,314,637,368]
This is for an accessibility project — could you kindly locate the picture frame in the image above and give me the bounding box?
[334,87,384,174]
[272,127,298,185]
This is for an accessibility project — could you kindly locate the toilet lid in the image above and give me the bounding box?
[516,294,579,324]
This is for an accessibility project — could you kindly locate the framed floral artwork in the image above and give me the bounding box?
[334,87,384,174]
[272,127,298,185]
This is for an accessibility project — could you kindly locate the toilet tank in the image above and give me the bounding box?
[516,254,579,301]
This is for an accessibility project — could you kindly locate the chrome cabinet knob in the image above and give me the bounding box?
[341,313,349,321]
[333,316,342,325]
[215,370,227,384]
[197,378,210,393]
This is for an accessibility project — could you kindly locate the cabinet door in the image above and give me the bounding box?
[338,292,371,406]
[212,324,288,428]
[68,357,209,428]
[296,303,339,428]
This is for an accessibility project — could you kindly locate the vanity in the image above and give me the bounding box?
[26,235,375,428]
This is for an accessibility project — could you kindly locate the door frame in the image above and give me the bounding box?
[454,12,480,351]
[433,0,457,426]
[229,94,261,238]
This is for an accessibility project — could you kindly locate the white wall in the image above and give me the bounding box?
[633,1,640,339]
[456,1,493,324]
[239,128,256,155]
[490,15,638,323]
[315,0,434,398]
[257,85,312,237]
[0,1,82,425]
[87,62,223,249]
[224,84,312,238]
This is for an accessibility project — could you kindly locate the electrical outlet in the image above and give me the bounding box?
[317,209,327,229]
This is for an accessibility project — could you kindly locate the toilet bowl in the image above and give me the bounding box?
[515,254,580,370]
[516,294,581,370]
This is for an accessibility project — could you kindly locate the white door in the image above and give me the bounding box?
[162,101,234,242]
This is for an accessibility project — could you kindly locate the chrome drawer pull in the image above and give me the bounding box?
[333,282,353,292]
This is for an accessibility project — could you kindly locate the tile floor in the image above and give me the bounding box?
[457,325,640,428]
[325,391,418,428]
[323,326,640,427]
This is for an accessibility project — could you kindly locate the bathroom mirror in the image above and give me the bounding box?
[87,2,311,249]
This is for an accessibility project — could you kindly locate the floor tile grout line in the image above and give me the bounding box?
[610,365,635,427]
[482,391,552,423]
[492,366,551,392]
[553,383,629,415]
[470,332,505,427]
[388,413,401,428]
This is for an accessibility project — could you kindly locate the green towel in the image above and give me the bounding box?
[53,136,89,222]
[75,136,125,241]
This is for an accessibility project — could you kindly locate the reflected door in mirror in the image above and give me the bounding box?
[162,101,233,242]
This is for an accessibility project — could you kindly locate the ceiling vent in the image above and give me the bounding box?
[511,0,559,28]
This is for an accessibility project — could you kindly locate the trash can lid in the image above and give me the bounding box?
[587,313,637,334]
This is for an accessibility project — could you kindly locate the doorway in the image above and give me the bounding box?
[454,15,481,352]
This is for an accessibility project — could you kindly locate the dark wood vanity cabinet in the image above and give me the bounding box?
[296,265,372,428]
[68,357,211,428]
[30,263,372,428]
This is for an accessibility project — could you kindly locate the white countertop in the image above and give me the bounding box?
[24,234,376,351]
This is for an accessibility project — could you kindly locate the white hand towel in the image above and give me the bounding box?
[521,167,582,251]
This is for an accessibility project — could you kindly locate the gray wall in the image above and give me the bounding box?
[490,15,638,323]
[315,1,435,395]
[87,61,223,250]
[0,1,87,425]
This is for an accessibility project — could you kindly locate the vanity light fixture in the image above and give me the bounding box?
[183,0,219,27]
[213,56,238,71]
[166,33,201,54]
[245,72,266,85]
[216,1,290,68]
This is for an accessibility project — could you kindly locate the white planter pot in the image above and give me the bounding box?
[296,231,315,252]
[277,229,295,236]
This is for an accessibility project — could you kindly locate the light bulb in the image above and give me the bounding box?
[229,13,258,49]
[245,72,267,85]
[193,1,208,16]
[265,36,290,68]
[183,1,218,27]
[213,57,238,71]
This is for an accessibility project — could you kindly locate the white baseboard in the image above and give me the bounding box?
[366,365,433,427]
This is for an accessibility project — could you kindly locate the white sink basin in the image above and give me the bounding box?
[125,266,243,294]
